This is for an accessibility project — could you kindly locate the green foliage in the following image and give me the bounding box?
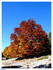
[48,32,51,44]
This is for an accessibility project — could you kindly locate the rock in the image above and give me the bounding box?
[33,63,51,68]
[2,58,6,60]
[2,65,22,68]
[38,65,45,68]
[8,58,18,61]
[47,63,51,68]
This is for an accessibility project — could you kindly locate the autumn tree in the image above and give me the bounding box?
[3,19,51,58]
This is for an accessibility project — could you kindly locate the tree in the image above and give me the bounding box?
[3,19,50,58]
[48,32,51,44]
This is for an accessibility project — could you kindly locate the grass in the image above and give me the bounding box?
[37,54,51,60]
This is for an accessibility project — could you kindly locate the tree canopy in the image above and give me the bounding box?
[3,19,51,58]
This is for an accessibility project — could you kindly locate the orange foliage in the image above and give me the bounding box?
[3,19,49,58]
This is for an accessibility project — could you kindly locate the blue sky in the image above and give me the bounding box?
[2,2,51,51]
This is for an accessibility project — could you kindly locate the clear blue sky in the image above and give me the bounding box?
[2,2,51,51]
